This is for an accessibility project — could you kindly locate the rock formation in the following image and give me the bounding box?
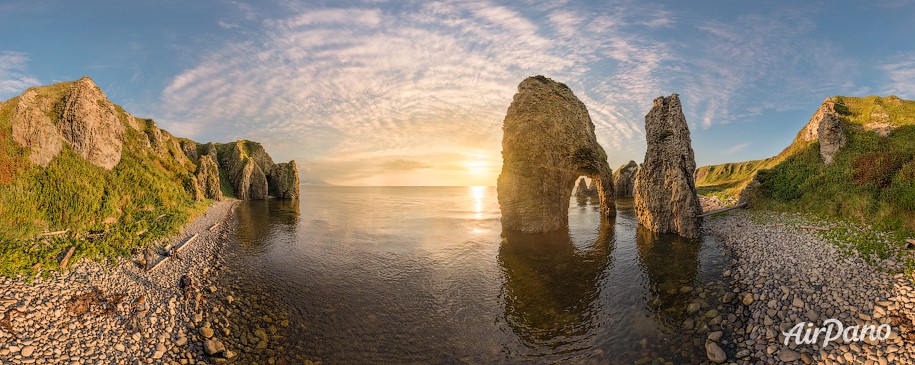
[497,76,615,232]
[12,76,124,169]
[800,97,846,165]
[633,94,702,239]
[613,160,638,198]
[817,112,846,165]
[196,155,223,201]
[268,161,300,199]
[221,141,270,201]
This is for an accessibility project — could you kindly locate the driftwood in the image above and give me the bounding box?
[698,203,749,218]
[906,239,915,249]
[150,234,199,271]
[36,229,68,238]
[1,308,22,339]
[59,247,75,269]
[208,223,220,232]
[800,225,831,231]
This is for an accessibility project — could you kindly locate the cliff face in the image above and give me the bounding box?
[634,94,702,239]
[497,76,615,233]
[0,77,299,240]
[11,77,124,169]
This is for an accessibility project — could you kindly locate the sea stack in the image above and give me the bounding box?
[633,94,702,239]
[613,160,638,198]
[497,76,615,233]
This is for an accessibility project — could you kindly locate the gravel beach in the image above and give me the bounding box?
[0,200,243,364]
[706,210,915,364]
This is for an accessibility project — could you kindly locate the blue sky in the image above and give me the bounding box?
[1,0,914,185]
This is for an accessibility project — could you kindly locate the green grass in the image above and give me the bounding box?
[747,95,915,240]
[0,80,209,278]
[694,158,776,201]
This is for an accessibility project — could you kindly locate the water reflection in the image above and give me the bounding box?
[498,220,614,353]
[636,226,701,328]
[235,199,300,250]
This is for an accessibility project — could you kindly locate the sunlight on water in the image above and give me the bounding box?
[217,186,732,364]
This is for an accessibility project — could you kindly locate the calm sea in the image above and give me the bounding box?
[217,186,732,364]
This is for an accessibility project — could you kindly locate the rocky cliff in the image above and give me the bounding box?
[12,77,124,169]
[613,160,638,198]
[497,76,615,233]
[0,77,299,241]
[634,94,702,239]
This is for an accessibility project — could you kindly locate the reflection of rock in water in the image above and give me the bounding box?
[235,199,300,249]
[498,221,613,349]
[635,226,700,326]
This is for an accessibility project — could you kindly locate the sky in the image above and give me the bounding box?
[1,0,914,186]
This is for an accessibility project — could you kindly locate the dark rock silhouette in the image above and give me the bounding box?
[634,94,702,239]
[497,76,615,232]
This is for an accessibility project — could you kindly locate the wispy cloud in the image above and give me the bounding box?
[880,54,915,99]
[0,51,40,100]
[724,142,751,154]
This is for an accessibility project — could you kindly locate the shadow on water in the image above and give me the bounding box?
[498,219,614,355]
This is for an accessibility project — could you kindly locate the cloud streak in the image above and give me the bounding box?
[0,51,39,100]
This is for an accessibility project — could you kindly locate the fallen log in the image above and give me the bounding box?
[800,225,831,231]
[698,203,748,218]
[36,229,68,238]
[150,234,198,271]
[59,247,75,269]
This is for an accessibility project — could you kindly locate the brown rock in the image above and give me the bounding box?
[800,97,846,165]
[11,88,63,166]
[268,161,300,199]
[613,160,638,198]
[221,141,270,200]
[58,77,124,169]
[497,76,615,232]
[633,94,702,239]
[196,155,223,201]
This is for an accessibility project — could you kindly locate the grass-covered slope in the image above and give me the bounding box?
[750,96,915,234]
[695,158,775,200]
[0,79,208,277]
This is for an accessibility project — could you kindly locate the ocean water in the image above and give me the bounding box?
[218,186,732,364]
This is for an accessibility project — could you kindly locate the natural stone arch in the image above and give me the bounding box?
[497,76,616,233]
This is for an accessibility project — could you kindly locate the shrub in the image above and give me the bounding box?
[851,152,912,188]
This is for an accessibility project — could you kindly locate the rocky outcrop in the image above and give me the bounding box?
[196,155,223,201]
[268,161,300,199]
[11,77,124,169]
[800,97,846,164]
[613,160,638,198]
[574,177,592,200]
[221,141,270,201]
[497,76,615,233]
[817,112,846,165]
[11,89,62,166]
[180,139,199,161]
[633,94,702,239]
[58,77,124,169]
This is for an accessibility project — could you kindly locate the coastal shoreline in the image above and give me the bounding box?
[705,210,914,364]
[0,200,240,363]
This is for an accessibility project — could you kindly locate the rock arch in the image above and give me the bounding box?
[497,76,616,233]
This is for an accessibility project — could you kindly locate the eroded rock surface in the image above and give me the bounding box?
[497,76,615,233]
[800,97,846,164]
[222,141,269,201]
[196,154,223,201]
[11,76,124,169]
[613,160,638,198]
[633,94,702,239]
[268,161,300,199]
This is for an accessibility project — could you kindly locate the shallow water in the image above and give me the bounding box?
[218,186,732,364]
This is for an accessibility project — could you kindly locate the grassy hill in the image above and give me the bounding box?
[0,79,209,277]
[697,95,915,236]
